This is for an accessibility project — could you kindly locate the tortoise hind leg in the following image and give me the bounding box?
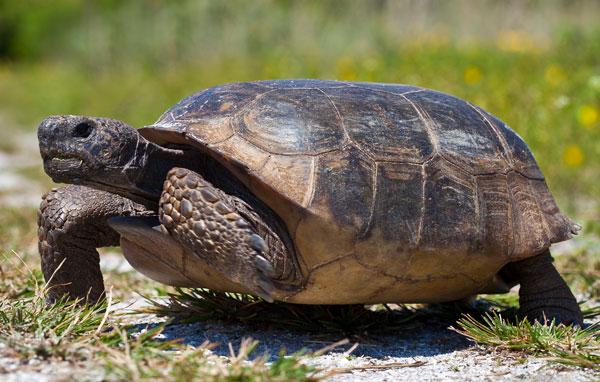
[501,250,583,326]
[159,168,301,302]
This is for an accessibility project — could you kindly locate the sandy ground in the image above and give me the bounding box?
[144,308,597,382]
[1,132,598,381]
[105,250,598,382]
[2,304,598,382]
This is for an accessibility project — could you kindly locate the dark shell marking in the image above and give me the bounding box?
[145,80,578,303]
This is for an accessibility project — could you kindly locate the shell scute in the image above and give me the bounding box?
[476,174,513,257]
[367,162,423,245]
[473,107,544,179]
[404,91,509,174]
[507,172,550,257]
[419,156,480,253]
[308,148,374,234]
[259,154,315,207]
[157,82,269,124]
[322,86,433,163]
[233,88,345,155]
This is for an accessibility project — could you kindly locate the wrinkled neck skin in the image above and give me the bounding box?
[117,138,250,211]
[92,137,200,208]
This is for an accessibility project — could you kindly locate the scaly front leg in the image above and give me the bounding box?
[38,185,153,302]
[158,168,301,302]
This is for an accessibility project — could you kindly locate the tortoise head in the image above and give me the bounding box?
[38,115,167,203]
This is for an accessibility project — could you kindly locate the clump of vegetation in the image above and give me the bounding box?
[453,312,600,370]
[98,331,320,382]
[0,276,109,360]
[0,253,110,365]
[451,242,600,371]
[0,257,324,381]
[144,288,433,337]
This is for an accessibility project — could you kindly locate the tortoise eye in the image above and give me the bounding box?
[73,122,94,138]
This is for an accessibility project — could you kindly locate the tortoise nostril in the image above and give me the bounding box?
[73,122,94,138]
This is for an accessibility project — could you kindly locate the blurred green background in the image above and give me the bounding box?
[0,0,598,221]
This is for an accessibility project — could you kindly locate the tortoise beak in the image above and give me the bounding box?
[38,116,62,160]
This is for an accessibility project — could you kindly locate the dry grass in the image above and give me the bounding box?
[98,332,320,382]
[143,288,424,337]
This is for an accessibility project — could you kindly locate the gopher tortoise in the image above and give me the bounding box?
[37,80,583,325]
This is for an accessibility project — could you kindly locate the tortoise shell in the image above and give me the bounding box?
[140,80,577,304]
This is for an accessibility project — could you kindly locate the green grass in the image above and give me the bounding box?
[0,255,322,381]
[0,254,110,360]
[453,312,600,370]
[0,208,321,381]
[452,243,600,371]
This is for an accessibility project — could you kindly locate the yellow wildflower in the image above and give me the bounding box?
[336,57,357,81]
[464,66,482,85]
[496,30,535,53]
[563,144,584,167]
[544,64,565,86]
[578,104,598,128]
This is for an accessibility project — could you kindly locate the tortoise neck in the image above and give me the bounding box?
[98,136,245,210]
[83,136,201,208]
[127,141,203,205]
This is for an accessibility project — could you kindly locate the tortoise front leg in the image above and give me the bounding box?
[158,168,301,302]
[502,250,583,326]
[38,185,153,303]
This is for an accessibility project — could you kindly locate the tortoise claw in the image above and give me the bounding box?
[253,249,276,302]
[249,234,267,253]
[255,255,276,278]
[255,276,275,303]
